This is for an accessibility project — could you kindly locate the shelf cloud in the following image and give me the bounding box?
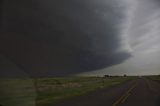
[82,0,160,76]
[1,0,132,77]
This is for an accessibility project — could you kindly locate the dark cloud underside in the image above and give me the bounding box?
[0,0,131,77]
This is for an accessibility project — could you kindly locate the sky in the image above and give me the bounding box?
[0,0,160,77]
[80,0,160,76]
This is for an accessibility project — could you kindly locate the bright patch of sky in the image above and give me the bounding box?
[80,0,160,76]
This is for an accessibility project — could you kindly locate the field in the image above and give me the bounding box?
[0,76,135,106]
[146,75,160,83]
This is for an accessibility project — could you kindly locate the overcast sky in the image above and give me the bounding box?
[0,0,160,77]
[80,0,160,76]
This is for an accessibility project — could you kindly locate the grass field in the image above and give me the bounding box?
[0,76,135,106]
[146,75,160,83]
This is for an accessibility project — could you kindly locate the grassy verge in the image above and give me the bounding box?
[146,75,160,83]
[0,78,36,106]
[0,76,135,106]
[36,76,135,106]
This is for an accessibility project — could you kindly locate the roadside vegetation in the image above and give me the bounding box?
[146,75,160,83]
[0,76,135,106]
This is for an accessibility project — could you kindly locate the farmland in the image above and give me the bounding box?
[145,75,160,83]
[0,76,134,106]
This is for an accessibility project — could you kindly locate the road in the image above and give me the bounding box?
[55,78,160,106]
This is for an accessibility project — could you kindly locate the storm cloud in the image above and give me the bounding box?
[0,0,131,77]
[81,0,160,76]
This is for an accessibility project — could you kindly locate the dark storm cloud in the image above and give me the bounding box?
[0,0,131,77]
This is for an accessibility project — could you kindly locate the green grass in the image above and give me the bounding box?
[36,76,134,105]
[0,78,36,106]
[0,76,135,106]
[146,75,160,83]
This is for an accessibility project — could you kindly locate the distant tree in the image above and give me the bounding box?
[123,74,127,77]
[104,75,110,78]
